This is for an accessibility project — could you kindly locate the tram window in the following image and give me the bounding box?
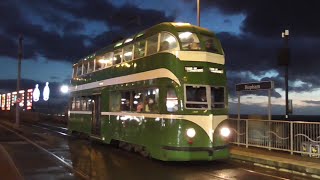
[120,91,131,111]
[144,88,159,113]
[75,97,81,110]
[81,98,87,111]
[71,97,75,110]
[160,32,178,51]
[146,34,158,56]
[114,48,123,64]
[133,91,144,112]
[201,35,222,54]
[178,32,200,50]
[185,86,208,108]
[76,65,82,76]
[73,66,77,78]
[88,60,94,73]
[95,58,104,70]
[134,41,146,59]
[103,52,114,67]
[211,87,225,108]
[83,62,88,74]
[123,45,133,61]
[110,91,121,112]
[166,88,178,112]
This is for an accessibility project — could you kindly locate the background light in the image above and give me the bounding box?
[60,85,69,94]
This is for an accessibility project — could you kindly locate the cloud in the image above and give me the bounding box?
[0,0,175,63]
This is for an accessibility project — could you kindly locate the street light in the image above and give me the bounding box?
[15,35,23,128]
[60,85,69,94]
[197,0,201,26]
[281,30,290,119]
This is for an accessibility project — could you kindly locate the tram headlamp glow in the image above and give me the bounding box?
[186,128,196,138]
[220,127,231,137]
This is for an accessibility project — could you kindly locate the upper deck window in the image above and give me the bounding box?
[159,32,178,51]
[134,40,146,59]
[123,45,133,62]
[178,32,200,50]
[202,35,222,54]
[88,60,94,73]
[114,48,123,64]
[76,65,82,77]
[146,34,158,56]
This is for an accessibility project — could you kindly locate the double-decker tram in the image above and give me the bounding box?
[69,22,230,161]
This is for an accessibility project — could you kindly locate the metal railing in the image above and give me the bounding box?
[229,118,320,157]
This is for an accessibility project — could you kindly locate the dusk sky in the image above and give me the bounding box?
[1,0,320,115]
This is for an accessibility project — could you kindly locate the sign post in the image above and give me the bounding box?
[236,81,274,120]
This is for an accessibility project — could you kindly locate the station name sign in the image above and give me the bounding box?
[236,81,274,91]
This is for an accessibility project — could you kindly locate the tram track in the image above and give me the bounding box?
[5,121,310,180]
[0,122,89,180]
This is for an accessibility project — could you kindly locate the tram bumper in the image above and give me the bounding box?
[161,145,229,161]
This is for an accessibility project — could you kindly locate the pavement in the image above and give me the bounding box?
[230,145,320,179]
[0,118,320,179]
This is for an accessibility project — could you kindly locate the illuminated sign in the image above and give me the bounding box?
[6,93,11,111]
[184,66,203,72]
[19,90,25,107]
[1,94,5,110]
[11,92,17,106]
[33,84,40,102]
[27,89,33,110]
[43,82,50,101]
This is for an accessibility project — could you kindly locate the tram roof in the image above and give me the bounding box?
[75,22,217,65]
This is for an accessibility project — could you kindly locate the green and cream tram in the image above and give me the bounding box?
[69,22,230,161]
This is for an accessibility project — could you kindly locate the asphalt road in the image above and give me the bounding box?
[0,121,314,180]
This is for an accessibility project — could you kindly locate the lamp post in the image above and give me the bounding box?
[197,0,200,26]
[282,30,289,119]
[15,35,23,128]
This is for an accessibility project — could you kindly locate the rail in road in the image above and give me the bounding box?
[0,119,314,180]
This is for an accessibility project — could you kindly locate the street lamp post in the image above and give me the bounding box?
[197,0,200,26]
[282,30,289,119]
[15,35,23,128]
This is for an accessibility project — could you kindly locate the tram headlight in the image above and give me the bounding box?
[186,128,196,138]
[220,127,230,137]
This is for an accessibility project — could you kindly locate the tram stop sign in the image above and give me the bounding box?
[236,81,274,91]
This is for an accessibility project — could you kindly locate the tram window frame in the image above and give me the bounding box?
[83,62,88,74]
[201,35,223,54]
[159,32,178,52]
[166,88,179,112]
[110,91,121,112]
[178,32,200,51]
[120,91,131,111]
[134,40,146,59]
[123,44,134,62]
[114,48,123,65]
[76,64,82,77]
[184,85,209,109]
[146,34,159,56]
[88,60,95,73]
[211,86,226,109]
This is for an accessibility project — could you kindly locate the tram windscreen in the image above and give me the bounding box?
[185,86,208,108]
[211,87,225,108]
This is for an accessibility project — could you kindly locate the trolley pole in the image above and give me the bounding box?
[15,35,23,128]
[197,0,200,26]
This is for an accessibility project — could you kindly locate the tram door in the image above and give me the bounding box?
[91,95,101,136]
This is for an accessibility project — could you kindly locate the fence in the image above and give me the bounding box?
[229,118,320,157]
